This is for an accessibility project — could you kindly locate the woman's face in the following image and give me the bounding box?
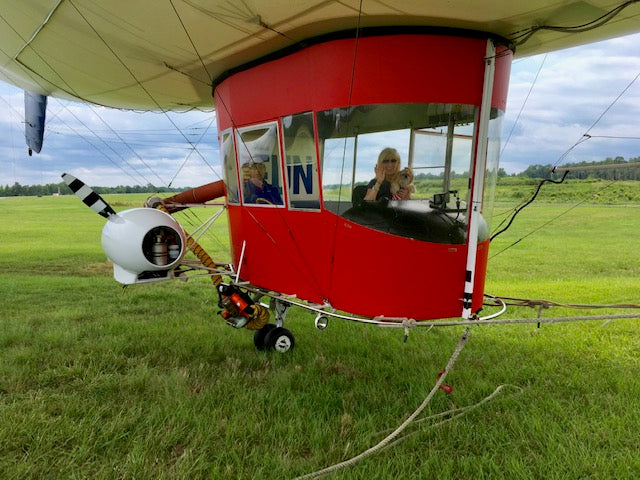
[380,155,400,178]
[248,163,266,181]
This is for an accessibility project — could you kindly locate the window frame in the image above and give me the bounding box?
[235,120,286,207]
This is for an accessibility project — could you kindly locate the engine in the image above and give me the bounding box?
[101,208,186,284]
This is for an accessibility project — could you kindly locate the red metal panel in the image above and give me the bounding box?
[328,216,469,319]
[228,205,328,304]
[216,34,508,129]
[472,241,490,313]
[492,46,513,112]
[229,204,490,319]
[218,33,510,320]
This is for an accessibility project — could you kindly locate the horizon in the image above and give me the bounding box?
[1,32,639,188]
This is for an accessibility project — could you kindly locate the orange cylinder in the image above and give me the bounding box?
[162,180,226,213]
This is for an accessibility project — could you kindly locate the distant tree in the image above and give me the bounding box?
[518,164,554,179]
[1,182,191,197]
[515,157,640,180]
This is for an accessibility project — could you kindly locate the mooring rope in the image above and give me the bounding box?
[488,295,640,310]
[378,384,524,451]
[294,327,471,480]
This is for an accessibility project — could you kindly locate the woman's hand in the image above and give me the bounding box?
[374,163,385,183]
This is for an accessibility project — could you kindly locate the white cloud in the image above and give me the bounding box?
[2,31,640,185]
[501,32,640,173]
[0,85,218,187]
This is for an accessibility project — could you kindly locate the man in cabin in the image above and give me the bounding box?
[242,158,283,205]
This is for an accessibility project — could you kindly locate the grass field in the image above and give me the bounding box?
[0,184,639,479]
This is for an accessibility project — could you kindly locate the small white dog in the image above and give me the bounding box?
[390,167,415,200]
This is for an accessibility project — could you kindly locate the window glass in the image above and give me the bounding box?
[282,112,320,210]
[481,109,504,239]
[411,123,474,205]
[221,129,239,204]
[321,136,356,216]
[317,103,477,244]
[236,122,284,206]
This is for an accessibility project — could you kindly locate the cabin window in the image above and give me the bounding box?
[282,112,320,210]
[481,110,504,234]
[236,122,284,206]
[221,129,240,204]
[318,103,478,244]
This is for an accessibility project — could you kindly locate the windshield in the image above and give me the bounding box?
[318,103,481,244]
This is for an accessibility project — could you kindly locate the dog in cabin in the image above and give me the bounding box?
[390,167,415,200]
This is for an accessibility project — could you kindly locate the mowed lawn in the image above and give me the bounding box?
[0,189,639,479]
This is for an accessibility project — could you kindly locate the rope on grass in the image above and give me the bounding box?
[293,327,471,480]
[378,384,524,451]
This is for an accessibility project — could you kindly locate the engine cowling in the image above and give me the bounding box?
[101,208,186,284]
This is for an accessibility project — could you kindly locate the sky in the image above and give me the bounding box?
[1,32,639,188]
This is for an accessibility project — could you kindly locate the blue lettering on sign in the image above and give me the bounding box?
[286,156,314,195]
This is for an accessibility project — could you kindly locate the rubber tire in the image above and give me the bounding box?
[253,323,277,351]
[264,327,295,353]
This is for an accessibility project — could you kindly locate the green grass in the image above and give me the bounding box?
[0,185,639,479]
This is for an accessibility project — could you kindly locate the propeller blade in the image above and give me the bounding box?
[61,173,116,218]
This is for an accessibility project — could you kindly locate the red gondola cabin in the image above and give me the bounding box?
[214,28,513,320]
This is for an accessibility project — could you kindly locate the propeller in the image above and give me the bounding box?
[61,172,187,285]
[61,173,116,218]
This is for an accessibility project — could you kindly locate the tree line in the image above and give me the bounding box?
[2,156,639,196]
[0,182,189,197]
[516,156,640,180]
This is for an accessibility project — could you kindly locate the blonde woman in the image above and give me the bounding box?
[363,147,410,201]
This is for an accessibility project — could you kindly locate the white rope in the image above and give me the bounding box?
[379,384,523,451]
[294,327,471,480]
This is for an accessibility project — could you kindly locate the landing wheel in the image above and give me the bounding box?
[264,327,295,353]
[253,323,277,351]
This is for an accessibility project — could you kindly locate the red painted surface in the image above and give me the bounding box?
[216,34,511,129]
[162,180,226,213]
[329,216,470,319]
[216,33,512,320]
[492,46,513,112]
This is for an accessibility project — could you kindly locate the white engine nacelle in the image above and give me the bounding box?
[101,208,187,285]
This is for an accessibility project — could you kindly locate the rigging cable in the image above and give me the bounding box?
[67,0,221,184]
[2,7,171,188]
[509,0,640,47]
[62,103,168,187]
[500,54,548,158]
[44,98,152,185]
[490,171,568,241]
[491,64,640,245]
[327,0,364,297]
[167,114,218,187]
[489,180,615,259]
[169,0,213,83]
[552,68,640,171]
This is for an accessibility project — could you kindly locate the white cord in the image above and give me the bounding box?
[294,327,471,480]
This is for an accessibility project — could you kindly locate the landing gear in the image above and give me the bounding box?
[253,323,276,351]
[265,326,295,352]
[253,324,295,353]
[218,285,296,353]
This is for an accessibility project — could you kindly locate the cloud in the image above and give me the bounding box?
[501,32,640,173]
[2,32,640,185]
[0,87,218,187]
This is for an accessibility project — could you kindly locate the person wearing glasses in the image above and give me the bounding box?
[243,158,283,205]
[363,147,411,201]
